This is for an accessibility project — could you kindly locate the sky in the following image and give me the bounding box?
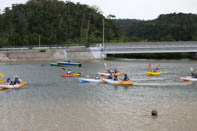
[0,0,197,20]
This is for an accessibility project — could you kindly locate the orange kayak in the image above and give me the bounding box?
[102,78,134,86]
[61,73,81,77]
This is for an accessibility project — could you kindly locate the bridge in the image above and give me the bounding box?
[103,41,197,54]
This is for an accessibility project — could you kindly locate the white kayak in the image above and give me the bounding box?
[180,76,197,81]
[0,82,25,89]
[97,72,120,76]
[102,78,134,86]
[78,78,103,83]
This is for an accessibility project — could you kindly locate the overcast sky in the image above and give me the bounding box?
[0,0,197,20]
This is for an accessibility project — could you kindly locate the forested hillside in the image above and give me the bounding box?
[115,13,197,42]
[0,0,124,47]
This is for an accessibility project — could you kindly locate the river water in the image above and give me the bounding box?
[0,59,197,131]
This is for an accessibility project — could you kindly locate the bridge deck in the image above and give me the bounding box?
[103,41,197,54]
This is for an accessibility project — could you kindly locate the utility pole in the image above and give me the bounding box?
[103,19,105,49]
[39,35,41,47]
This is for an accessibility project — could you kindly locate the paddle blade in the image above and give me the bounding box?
[104,63,107,68]
[104,63,110,70]
[0,73,5,78]
[158,64,160,67]
[22,81,28,85]
[148,63,151,68]
[0,79,5,82]
[190,67,193,72]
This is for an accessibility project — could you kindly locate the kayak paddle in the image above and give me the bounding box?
[0,73,5,78]
[0,79,5,82]
[22,81,28,85]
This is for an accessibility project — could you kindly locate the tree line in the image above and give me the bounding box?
[1,0,197,47]
[114,13,197,42]
[0,0,124,47]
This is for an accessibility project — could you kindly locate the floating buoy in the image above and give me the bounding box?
[151,110,158,116]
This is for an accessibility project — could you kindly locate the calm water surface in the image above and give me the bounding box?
[0,59,197,131]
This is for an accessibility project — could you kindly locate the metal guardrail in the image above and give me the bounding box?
[103,44,197,54]
[0,43,101,51]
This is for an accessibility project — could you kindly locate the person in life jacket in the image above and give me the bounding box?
[108,72,113,79]
[13,75,22,85]
[68,59,72,63]
[107,69,111,73]
[123,74,129,81]
[191,71,197,78]
[114,75,118,81]
[114,68,118,74]
[6,77,10,85]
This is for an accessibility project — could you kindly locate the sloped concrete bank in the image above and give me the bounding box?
[0,47,104,62]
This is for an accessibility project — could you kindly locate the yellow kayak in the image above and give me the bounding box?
[147,72,162,76]
[61,73,81,77]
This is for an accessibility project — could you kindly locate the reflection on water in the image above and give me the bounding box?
[0,60,197,130]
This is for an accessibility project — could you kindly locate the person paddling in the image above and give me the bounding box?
[107,69,112,73]
[67,69,72,75]
[191,71,197,78]
[108,72,113,79]
[114,75,118,81]
[123,74,129,81]
[6,77,10,85]
[13,75,22,85]
[114,68,118,74]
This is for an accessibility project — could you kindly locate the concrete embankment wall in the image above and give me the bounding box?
[0,47,104,62]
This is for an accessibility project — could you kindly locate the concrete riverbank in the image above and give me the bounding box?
[0,46,105,62]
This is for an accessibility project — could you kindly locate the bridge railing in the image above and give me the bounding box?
[103,42,197,54]
[0,43,101,51]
